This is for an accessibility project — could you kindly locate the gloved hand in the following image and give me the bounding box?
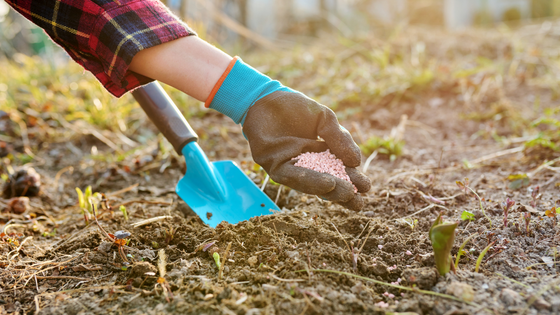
[205,57,371,210]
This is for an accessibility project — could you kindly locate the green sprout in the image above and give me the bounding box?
[454,233,478,269]
[213,252,221,269]
[42,228,57,238]
[429,213,458,276]
[460,210,475,221]
[475,242,495,273]
[456,178,492,227]
[119,205,128,221]
[75,186,102,224]
[401,218,418,230]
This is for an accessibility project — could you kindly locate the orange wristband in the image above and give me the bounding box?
[204,56,239,108]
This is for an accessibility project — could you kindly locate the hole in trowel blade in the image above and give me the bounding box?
[261,203,265,207]
[206,212,213,220]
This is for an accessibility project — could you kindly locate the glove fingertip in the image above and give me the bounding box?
[346,168,372,193]
[341,147,362,168]
[320,178,354,203]
[340,195,365,211]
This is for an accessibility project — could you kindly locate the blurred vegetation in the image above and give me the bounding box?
[525,108,560,152]
[2,15,560,164]
[0,54,201,146]
[359,136,405,162]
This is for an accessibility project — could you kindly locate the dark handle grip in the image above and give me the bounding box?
[132,82,198,154]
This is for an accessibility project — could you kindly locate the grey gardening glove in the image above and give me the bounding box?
[242,91,371,211]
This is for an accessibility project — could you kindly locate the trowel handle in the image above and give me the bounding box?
[132,82,198,154]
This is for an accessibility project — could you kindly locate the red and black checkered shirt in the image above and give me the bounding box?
[6,0,196,97]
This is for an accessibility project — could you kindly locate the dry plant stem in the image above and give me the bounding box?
[528,156,560,178]
[398,204,449,220]
[114,200,172,209]
[7,236,33,265]
[269,274,306,282]
[261,174,270,191]
[525,261,560,269]
[362,150,378,173]
[466,186,492,228]
[330,222,352,264]
[131,216,173,228]
[35,276,88,280]
[296,269,481,308]
[94,215,128,262]
[274,185,283,205]
[11,255,81,290]
[219,242,232,280]
[106,183,139,197]
[53,166,74,190]
[469,146,524,165]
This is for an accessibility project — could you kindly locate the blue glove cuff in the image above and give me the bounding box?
[206,57,295,125]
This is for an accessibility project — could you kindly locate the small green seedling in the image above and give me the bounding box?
[75,186,102,224]
[42,228,57,238]
[401,218,418,230]
[456,178,492,227]
[429,213,458,276]
[460,211,475,221]
[454,233,478,269]
[213,252,221,269]
[119,205,128,221]
[475,242,495,273]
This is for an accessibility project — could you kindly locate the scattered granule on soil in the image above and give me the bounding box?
[293,150,357,193]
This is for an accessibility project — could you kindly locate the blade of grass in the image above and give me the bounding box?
[495,273,530,289]
[295,269,481,308]
[475,242,494,273]
[455,233,478,269]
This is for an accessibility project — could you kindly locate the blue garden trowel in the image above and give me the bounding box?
[132,82,279,227]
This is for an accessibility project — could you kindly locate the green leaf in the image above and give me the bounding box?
[75,188,85,210]
[460,211,475,221]
[120,205,128,221]
[84,186,92,202]
[213,252,221,269]
[429,213,458,276]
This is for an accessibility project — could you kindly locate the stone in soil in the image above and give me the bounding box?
[402,267,439,290]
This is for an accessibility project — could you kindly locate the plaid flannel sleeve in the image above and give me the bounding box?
[6,0,196,97]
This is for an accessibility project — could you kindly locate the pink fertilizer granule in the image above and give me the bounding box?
[293,150,357,193]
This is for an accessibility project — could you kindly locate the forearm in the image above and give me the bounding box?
[129,36,232,102]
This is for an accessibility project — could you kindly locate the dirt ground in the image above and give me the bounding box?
[2,24,560,315]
